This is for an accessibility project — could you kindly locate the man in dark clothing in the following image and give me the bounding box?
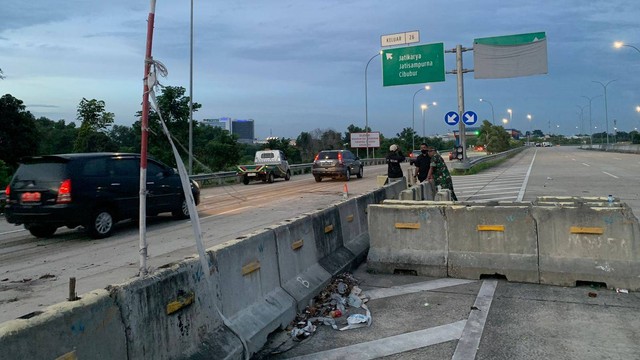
[413,142,431,183]
[386,144,405,181]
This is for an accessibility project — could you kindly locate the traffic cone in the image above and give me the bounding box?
[343,183,349,199]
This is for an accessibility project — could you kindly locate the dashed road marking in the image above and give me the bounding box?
[602,171,619,179]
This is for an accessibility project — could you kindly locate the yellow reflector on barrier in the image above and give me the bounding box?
[166,292,195,315]
[324,225,334,233]
[55,351,77,360]
[477,225,505,232]
[346,214,354,222]
[570,226,604,235]
[395,222,420,229]
[291,239,304,250]
[242,260,261,275]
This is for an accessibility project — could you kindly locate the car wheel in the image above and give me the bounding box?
[25,224,57,238]
[357,166,363,179]
[345,168,351,181]
[314,175,322,182]
[172,198,190,219]
[285,170,291,181]
[87,208,114,239]
[268,172,275,183]
[243,175,250,185]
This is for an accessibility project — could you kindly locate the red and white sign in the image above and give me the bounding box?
[350,132,381,148]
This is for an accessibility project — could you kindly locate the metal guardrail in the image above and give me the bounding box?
[189,158,388,186]
[451,147,525,171]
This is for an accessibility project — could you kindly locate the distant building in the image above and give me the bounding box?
[231,119,255,144]
[202,117,231,131]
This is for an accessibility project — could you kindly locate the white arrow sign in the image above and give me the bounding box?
[462,111,478,125]
[444,111,459,126]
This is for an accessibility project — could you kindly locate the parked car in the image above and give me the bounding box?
[4,153,200,239]
[312,150,363,182]
[408,150,422,165]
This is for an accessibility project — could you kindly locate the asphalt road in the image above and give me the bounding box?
[256,146,640,360]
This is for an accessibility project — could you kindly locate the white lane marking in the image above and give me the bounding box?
[517,149,537,201]
[452,280,498,360]
[602,171,619,179]
[366,278,476,300]
[614,157,622,160]
[289,320,467,360]
[200,206,252,219]
[0,228,27,236]
[582,163,591,167]
[572,158,576,161]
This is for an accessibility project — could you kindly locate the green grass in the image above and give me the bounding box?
[451,149,521,176]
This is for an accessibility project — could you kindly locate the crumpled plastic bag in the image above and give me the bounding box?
[290,321,316,339]
[339,304,371,331]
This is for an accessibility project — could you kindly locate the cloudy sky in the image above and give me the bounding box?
[1,1,640,140]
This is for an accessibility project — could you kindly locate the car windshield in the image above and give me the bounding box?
[318,152,339,160]
[11,163,66,190]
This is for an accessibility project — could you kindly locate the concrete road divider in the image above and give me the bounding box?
[533,203,640,290]
[311,207,357,276]
[212,228,296,356]
[273,215,332,312]
[337,197,369,265]
[446,204,539,283]
[109,255,242,359]
[0,289,126,360]
[368,204,448,276]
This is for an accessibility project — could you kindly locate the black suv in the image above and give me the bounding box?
[312,150,363,182]
[4,153,200,239]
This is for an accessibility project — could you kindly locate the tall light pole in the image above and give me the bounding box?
[420,102,437,139]
[412,85,431,150]
[479,98,495,125]
[581,94,601,147]
[592,80,616,146]
[527,114,532,144]
[188,0,194,174]
[364,51,381,158]
[507,108,512,127]
[575,105,585,135]
[614,41,640,54]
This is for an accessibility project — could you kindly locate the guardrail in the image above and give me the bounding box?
[580,143,640,154]
[451,147,526,171]
[190,158,389,186]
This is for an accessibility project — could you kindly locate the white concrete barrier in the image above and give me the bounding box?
[446,204,539,283]
[0,290,127,359]
[312,207,357,276]
[273,215,332,312]
[368,204,448,276]
[533,203,640,290]
[212,229,296,356]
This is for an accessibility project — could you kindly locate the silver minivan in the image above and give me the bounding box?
[312,150,363,182]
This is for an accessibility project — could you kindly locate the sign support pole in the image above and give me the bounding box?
[446,45,473,164]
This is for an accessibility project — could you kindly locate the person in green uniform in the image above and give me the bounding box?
[426,147,458,201]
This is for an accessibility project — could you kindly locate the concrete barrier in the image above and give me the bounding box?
[446,204,539,283]
[337,197,369,265]
[533,203,640,290]
[367,204,448,276]
[273,215,332,312]
[383,177,407,201]
[109,255,242,359]
[212,228,296,356]
[311,207,357,276]
[0,289,127,360]
[399,188,415,200]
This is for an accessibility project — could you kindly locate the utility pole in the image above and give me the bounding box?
[445,45,473,164]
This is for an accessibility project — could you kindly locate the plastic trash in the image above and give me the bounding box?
[616,288,629,294]
[290,321,316,339]
[347,293,363,308]
[608,195,614,207]
[339,304,372,331]
[337,281,348,295]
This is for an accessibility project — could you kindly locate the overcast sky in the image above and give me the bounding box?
[2,1,640,140]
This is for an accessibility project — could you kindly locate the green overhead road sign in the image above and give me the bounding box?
[382,42,445,87]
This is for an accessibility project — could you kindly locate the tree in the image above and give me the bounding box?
[0,94,39,168]
[109,125,138,153]
[296,131,314,162]
[35,117,78,155]
[135,86,201,167]
[195,125,241,172]
[0,68,4,80]
[74,98,115,152]
[477,120,511,153]
[262,137,301,164]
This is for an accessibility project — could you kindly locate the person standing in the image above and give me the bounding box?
[426,147,458,201]
[413,142,431,183]
[386,144,405,181]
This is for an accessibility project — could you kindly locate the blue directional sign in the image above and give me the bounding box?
[462,111,478,125]
[444,111,459,126]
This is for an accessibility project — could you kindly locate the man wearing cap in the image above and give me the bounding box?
[386,144,405,181]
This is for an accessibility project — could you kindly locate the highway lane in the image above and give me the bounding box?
[0,163,392,322]
[2,147,638,323]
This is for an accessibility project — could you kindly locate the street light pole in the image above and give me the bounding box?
[581,95,601,147]
[507,108,512,127]
[614,41,640,54]
[479,98,495,125]
[412,85,430,150]
[421,104,427,139]
[364,51,381,159]
[188,0,194,175]
[592,80,617,147]
[527,114,532,144]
